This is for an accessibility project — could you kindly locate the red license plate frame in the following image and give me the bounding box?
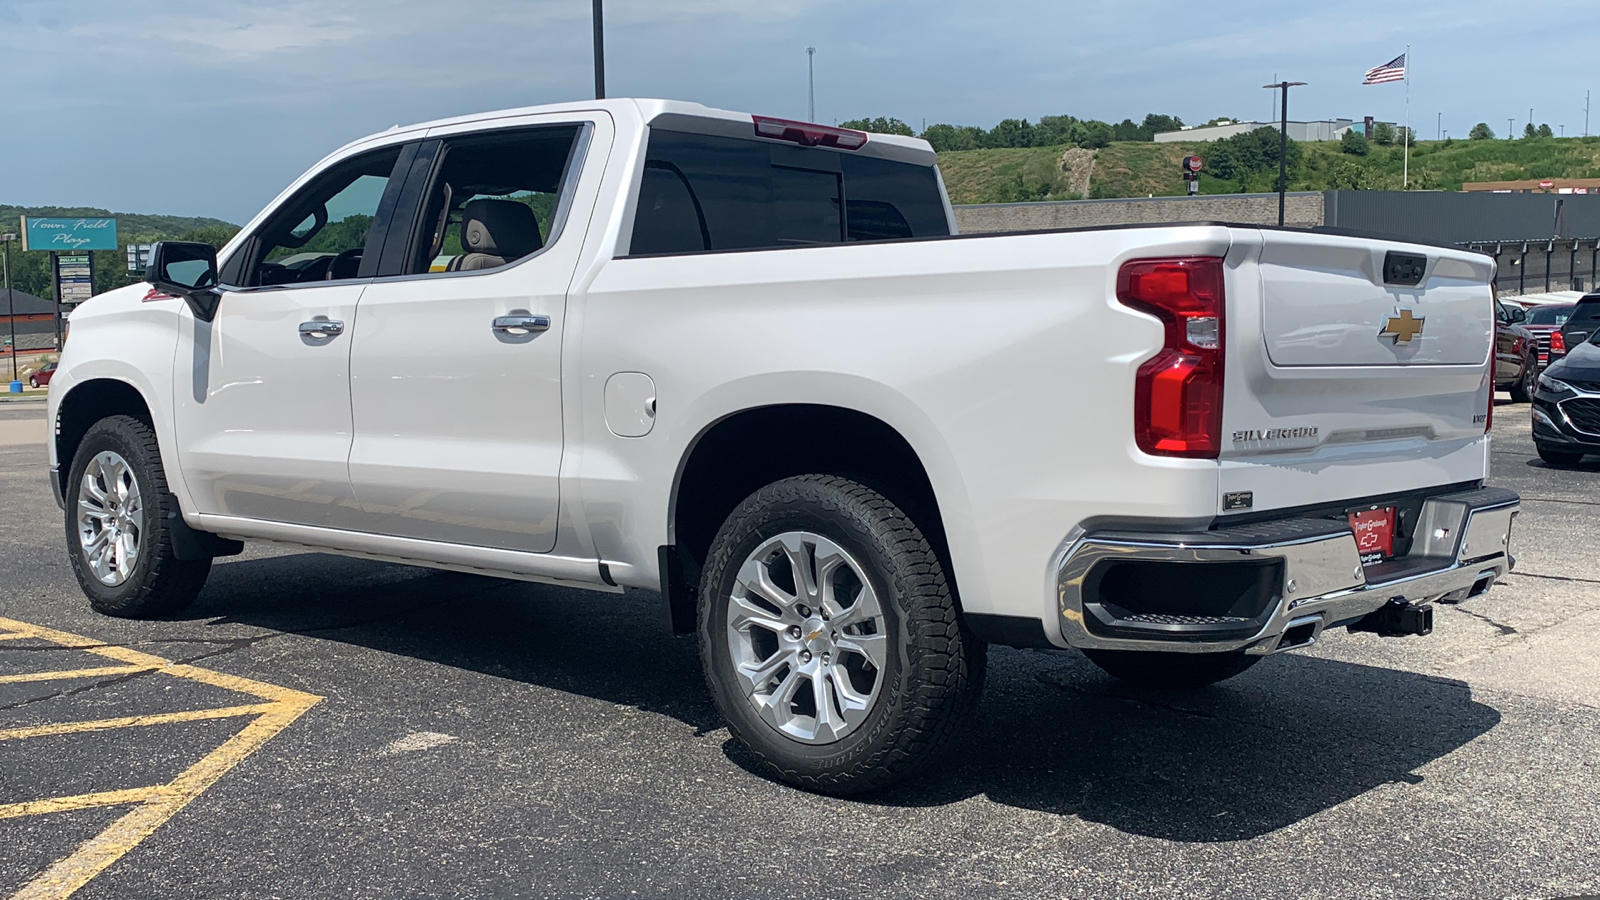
[1349,507,1397,566]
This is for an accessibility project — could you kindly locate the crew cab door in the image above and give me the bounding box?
[173,144,414,529]
[342,114,609,552]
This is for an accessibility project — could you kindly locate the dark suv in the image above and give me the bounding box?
[1556,292,1600,363]
[1532,327,1600,465]
[1495,300,1538,402]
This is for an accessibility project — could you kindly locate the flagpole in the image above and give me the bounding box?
[1402,44,1411,188]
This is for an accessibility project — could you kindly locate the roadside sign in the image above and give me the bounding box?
[1183,155,1203,173]
[57,254,95,304]
[1539,181,1556,190]
[20,216,118,252]
[126,243,154,272]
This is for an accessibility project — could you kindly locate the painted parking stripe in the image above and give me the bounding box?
[0,616,321,900]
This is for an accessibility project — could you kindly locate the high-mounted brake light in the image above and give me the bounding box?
[752,116,869,150]
[1116,257,1226,458]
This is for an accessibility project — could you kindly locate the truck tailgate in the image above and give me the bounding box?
[1218,229,1496,516]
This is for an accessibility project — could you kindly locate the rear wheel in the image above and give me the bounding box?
[698,475,984,795]
[1509,358,1535,403]
[1537,444,1586,466]
[65,415,212,618]
[1083,648,1261,690]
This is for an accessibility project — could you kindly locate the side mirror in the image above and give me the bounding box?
[1510,305,1528,324]
[146,241,222,321]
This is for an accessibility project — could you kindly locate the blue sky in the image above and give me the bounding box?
[0,0,1590,224]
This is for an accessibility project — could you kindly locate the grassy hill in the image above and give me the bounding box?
[939,136,1600,204]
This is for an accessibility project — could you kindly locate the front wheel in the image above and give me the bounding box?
[698,475,984,795]
[1083,648,1261,690]
[28,377,39,388]
[1537,444,1586,466]
[65,415,212,618]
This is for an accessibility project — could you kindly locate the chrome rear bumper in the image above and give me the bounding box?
[1057,487,1519,655]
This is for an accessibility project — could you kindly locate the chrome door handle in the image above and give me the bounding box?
[492,314,550,335]
[298,319,344,337]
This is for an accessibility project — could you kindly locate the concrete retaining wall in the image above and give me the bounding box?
[953,192,1325,234]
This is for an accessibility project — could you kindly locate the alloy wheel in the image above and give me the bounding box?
[724,531,888,744]
[76,451,144,586]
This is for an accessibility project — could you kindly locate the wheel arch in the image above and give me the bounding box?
[54,377,156,476]
[662,401,973,634]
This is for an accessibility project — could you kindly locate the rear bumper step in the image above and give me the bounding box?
[1057,487,1518,655]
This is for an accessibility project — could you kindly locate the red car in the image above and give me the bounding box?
[1523,303,1577,367]
[27,362,57,388]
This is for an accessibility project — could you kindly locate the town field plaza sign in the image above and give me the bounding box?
[20,216,118,251]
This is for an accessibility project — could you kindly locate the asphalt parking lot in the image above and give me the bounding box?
[2,397,1598,900]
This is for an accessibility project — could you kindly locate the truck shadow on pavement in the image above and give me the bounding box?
[189,552,1500,845]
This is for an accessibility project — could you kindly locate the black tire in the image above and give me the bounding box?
[64,415,211,618]
[698,475,985,795]
[1537,444,1586,466]
[1082,648,1261,690]
[28,377,38,388]
[1508,359,1535,403]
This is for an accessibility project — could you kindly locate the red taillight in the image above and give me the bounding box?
[1117,257,1226,458]
[1552,329,1568,355]
[752,115,868,150]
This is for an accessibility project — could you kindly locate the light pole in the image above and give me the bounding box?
[592,0,605,100]
[1,233,16,384]
[1262,81,1305,227]
[1507,117,1514,140]
[806,47,816,122]
[1437,112,1441,141]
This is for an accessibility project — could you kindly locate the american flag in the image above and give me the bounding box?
[1363,54,1407,85]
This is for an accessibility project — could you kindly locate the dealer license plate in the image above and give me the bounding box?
[1348,507,1396,566]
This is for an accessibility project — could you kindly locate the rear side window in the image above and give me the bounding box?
[1569,299,1600,327]
[628,130,949,256]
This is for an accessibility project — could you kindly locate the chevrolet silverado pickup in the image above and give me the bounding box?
[47,99,1519,794]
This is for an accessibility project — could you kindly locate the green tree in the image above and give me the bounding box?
[1202,116,1239,127]
[1523,122,1537,139]
[1328,160,1390,190]
[986,118,1036,148]
[838,117,914,136]
[1537,123,1554,139]
[1076,120,1114,149]
[1207,127,1300,189]
[919,123,982,151]
[1140,113,1184,138]
[1112,118,1142,142]
[1372,122,1396,145]
[1033,115,1083,146]
[1469,122,1495,140]
[1341,129,1369,156]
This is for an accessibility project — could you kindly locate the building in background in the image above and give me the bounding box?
[1462,178,1600,195]
[1,289,62,354]
[1154,118,1394,143]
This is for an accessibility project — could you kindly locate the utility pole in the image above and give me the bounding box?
[1529,107,1534,137]
[1262,81,1305,227]
[1,233,16,384]
[592,0,605,100]
[1586,90,1591,138]
[806,47,816,122]
[1507,117,1514,140]
[1437,112,1441,141]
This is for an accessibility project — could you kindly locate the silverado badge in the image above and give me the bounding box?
[1379,309,1426,344]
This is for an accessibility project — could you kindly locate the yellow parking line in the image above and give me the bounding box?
[0,616,322,900]
[0,704,278,742]
[0,632,31,640]
[0,788,168,821]
[0,665,152,684]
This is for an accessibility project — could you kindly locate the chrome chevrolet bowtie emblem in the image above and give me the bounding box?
[1379,309,1425,344]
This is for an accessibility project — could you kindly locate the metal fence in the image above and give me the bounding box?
[1471,239,1600,297]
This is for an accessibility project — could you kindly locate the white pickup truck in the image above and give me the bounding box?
[48,99,1518,793]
